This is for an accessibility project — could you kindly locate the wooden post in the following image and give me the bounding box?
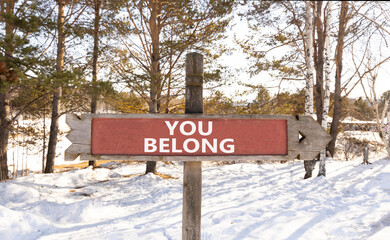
[183,52,203,240]
[363,146,370,164]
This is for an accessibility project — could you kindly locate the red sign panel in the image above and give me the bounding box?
[91,118,287,156]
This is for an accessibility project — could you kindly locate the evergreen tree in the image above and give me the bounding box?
[352,97,374,121]
[45,0,88,173]
[112,0,235,174]
[0,0,51,181]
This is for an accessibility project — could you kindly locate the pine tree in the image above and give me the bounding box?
[45,0,63,173]
[0,0,50,181]
[112,0,235,174]
[45,0,88,173]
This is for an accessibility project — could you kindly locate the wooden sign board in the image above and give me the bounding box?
[65,113,331,162]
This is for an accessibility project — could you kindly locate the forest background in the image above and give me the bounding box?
[1,0,390,181]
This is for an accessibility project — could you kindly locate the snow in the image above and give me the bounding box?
[8,115,82,174]
[1,158,390,240]
[2,116,390,239]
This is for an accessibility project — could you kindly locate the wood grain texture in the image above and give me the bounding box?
[182,161,202,240]
[183,52,203,240]
[65,114,92,161]
[65,113,331,161]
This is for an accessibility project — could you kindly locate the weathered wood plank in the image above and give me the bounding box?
[183,52,203,240]
[65,114,92,161]
[65,144,89,161]
[79,155,301,161]
[66,114,91,144]
[183,161,202,240]
[65,113,331,161]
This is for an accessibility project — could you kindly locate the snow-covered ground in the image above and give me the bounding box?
[2,116,390,239]
[1,158,390,240]
[7,115,79,174]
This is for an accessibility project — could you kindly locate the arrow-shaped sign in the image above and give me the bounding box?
[65,113,331,162]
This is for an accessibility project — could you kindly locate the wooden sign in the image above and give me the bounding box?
[65,113,331,162]
[65,53,333,240]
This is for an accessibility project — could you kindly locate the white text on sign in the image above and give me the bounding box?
[144,121,235,154]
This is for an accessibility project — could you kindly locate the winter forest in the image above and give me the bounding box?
[1,1,390,239]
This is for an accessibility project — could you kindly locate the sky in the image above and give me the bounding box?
[219,49,390,101]
[211,5,390,103]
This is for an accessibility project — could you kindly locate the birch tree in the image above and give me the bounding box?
[241,1,390,164]
[301,1,334,178]
[358,60,390,157]
[302,1,316,179]
[318,1,332,177]
[326,1,384,156]
[364,74,390,157]
[303,1,314,117]
[371,73,390,157]
[379,92,390,157]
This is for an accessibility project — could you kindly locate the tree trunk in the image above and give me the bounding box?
[328,1,348,156]
[148,0,161,114]
[89,0,101,168]
[45,0,65,173]
[375,100,390,157]
[91,0,101,114]
[318,1,332,177]
[387,111,390,157]
[0,0,15,181]
[4,0,14,58]
[45,89,61,173]
[145,0,162,174]
[314,1,324,126]
[0,94,10,181]
[304,1,314,117]
[42,106,46,172]
[303,1,316,179]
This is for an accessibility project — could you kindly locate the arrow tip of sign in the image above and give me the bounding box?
[66,113,82,128]
[64,144,82,161]
[64,151,79,161]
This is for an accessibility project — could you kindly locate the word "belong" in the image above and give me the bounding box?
[144,120,235,154]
